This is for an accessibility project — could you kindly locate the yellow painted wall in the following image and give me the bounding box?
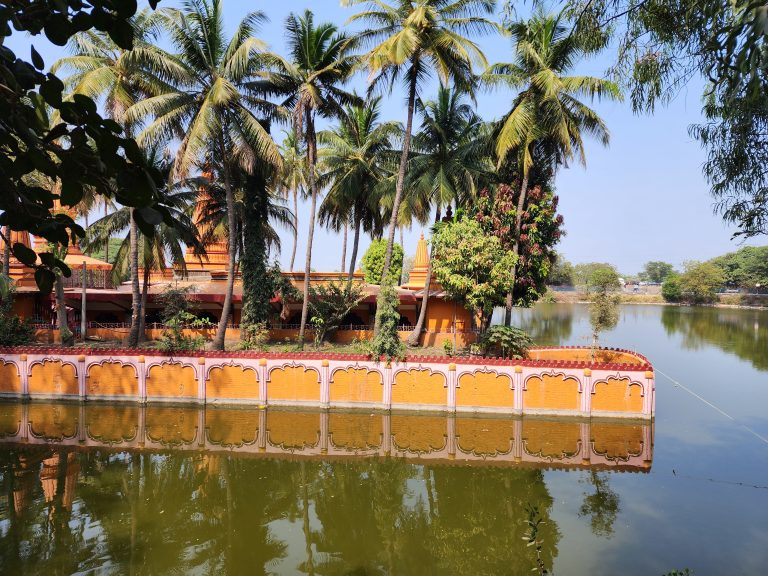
[268,366,320,402]
[522,420,581,459]
[145,405,198,445]
[328,413,383,450]
[0,361,21,394]
[456,371,514,409]
[86,404,140,443]
[330,368,383,404]
[591,422,644,461]
[267,411,320,449]
[391,369,446,406]
[524,373,581,411]
[29,360,78,396]
[146,363,197,399]
[455,417,515,457]
[206,408,260,447]
[28,403,79,440]
[0,403,22,436]
[86,362,138,397]
[207,365,259,400]
[592,377,644,413]
[391,414,446,453]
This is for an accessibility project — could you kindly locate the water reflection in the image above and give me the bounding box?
[661,307,768,371]
[0,402,651,574]
[0,402,653,470]
[511,304,574,345]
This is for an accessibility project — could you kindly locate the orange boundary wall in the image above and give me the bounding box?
[0,346,655,419]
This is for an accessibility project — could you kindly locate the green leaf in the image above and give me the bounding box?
[72,93,98,115]
[40,75,64,107]
[108,19,134,50]
[43,14,72,46]
[71,12,92,33]
[30,46,44,70]
[115,0,138,18]
[35,269,55,294]
[136,206,163,226]
[12,243,37,266]
[60,179,83,206]
[55,258,71,278]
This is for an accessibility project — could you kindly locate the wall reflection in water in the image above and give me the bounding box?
[0,402,653,575]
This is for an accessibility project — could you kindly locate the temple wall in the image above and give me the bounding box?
[0,347,655,418]
[0,402,654,470]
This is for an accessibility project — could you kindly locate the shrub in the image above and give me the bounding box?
[442,339,454,357]
[239,322,269,351]
[480,325,533,359]
[156,286,209,352]
[661,274,683,302]
[370,274,405,362]
[308,279,365,345]
[361,239,403,284]
[0,280,33,346]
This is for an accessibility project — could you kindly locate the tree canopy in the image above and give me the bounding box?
[0,0,169,292]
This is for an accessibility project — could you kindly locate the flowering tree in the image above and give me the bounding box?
[473,183,564,307]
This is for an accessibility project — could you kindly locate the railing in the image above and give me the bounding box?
[61,269,113,290]
[272,324,417,332]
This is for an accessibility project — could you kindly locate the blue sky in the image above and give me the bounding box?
[6,0,761,275]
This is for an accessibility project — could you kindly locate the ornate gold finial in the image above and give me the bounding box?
[413,231,429,269]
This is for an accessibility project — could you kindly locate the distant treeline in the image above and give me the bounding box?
[548,246,768,304]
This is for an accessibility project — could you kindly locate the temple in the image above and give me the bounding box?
[6,223,474,346]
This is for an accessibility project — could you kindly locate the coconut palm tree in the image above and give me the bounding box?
[192,152,294,341]
[484,10,621,325]
[276,130,307,272]
[129,0,280,350]
[52,8,175,347]
[318,97,400,283]
[342,0,497,286]
[406,86,493,345]
[83,162,203,343]
[252,9,357,348]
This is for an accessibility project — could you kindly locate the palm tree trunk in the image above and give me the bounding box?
[340,220,347,274]
[399,227,404,284]
[504,171,529,326]
[127,209,141,347]
[103,204,109,264]
[2,225,10,277]
[298,113,318,349]
[380,68,417,283]
[407,208,440,347]
[290,189,298,271]
[347,218,361,285]
[138,264,150,344]
[55,276,73,347]
[213,144,238,351]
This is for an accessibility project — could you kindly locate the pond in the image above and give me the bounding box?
[0,303,766,575]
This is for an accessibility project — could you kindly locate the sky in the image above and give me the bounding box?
[6,0,762,275]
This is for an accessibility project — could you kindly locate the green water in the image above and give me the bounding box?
[0,304,766,575]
